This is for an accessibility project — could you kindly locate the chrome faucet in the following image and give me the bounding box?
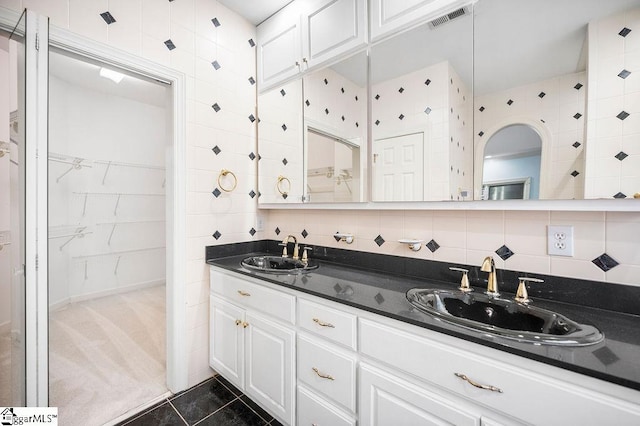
[280,235,299,260]
[481,256,499,297]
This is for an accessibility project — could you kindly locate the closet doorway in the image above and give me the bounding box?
[47,48,171,425]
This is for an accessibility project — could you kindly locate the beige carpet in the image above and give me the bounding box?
[50,285,168,426]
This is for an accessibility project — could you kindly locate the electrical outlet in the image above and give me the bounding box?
[547,225,574,256]
[255,214,265,232]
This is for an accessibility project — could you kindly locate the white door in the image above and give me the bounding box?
[209,298,245,390]
[245,311,295,426]
[372,132,423,201]
[3,8,49,407]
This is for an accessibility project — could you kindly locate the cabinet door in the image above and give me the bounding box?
[359,363,479,426]
[302,0,367,68]
[258,20,302,91]
[244,312,295,426]
[209,297,245,390]
[370,0,470,41]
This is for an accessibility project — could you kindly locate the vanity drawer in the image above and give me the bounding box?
[297,385,355,426]
[298,298,357,349]
[297,333,357,413]
[359,318,640,425]
[210,270,295,324]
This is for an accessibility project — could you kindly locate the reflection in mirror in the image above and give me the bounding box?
[302,51,367,203]
[257,79,303,203]
[482,124,541,200]
[474,0,640,200]
[370,4,474,201]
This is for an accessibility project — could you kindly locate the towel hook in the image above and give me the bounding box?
[218,169,238,192]
[277,175,291,197]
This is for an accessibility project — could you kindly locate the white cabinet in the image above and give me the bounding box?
[209,270,295,425]
[257,0,367,91]
[370,0,471,42]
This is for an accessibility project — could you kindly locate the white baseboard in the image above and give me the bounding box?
[50,279,166,312]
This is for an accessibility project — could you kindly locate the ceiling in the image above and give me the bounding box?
[217,0,293,25]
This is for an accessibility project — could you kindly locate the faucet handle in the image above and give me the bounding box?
[279,243,288,258]
[301,246,313,263]
[450,267,472,292]
[515,277,544,304]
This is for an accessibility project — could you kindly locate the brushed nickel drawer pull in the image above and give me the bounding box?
[312,367,334,381]
[312,318,335,328]
[455,373,502,393]
[237,290,251,296]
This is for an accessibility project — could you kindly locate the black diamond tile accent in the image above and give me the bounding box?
[615,151,628,161]
[249,228,256,236]
[212,103,221,112]
[249,152,256,160]
[341,115,345,121]
[375,94,380,100]
[248,76,255,85]
[164,39,176,50]
[248,38,255,47]
[301,276,308,285]
[617,111,630,120]
[212,188,221,198]
[333,283,342,293]
[282,193,288,199]
[574,83,584,90]
[479,106,485,112]
[398,87,404,93]
[538,91,546,98]
[426,239,440,253]
[495,245,514,260]
[323,78,328,85]
[619,27,632,37]
[374,293,385,304]
[100,11,116,24]
[249,190,256,198]
[282,158,288,165]
[301,229,308,238]
[571,170,580,177]
[618,69,631,79]
[375,120,380,126]
[355,95,359,101]
[212,60,221,70]
[574,113,583,119]
[399,114,405,120]
[305,99,310,106]
[258,154,262,160]
[424,107,432,115]
[341,87,345,93]
[425,79,431,85]
[592,253,619,272]
[478,131,484,137]
[325,108,329,115]
[280,89,286,96]
[334,233,341,242]
[355,122,359,127]
[592,346,621,366]
[374,235,385,247]
[507,99,514,105]
[275,227,281,235]
[281,124,287,131]
[540,119,546,123]
[573,141,581,148]
[211,17,221,27]
[248,114,256,122]
[212,145,221,155]
[213,230,222,240]
[614,192,627,199]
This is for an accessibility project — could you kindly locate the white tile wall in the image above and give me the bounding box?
[7,0,258,387]
[265,209,640,288]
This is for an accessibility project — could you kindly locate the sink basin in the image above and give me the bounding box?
[406,288,603,346]
[241,255,319,274]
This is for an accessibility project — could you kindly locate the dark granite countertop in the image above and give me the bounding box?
[206,244,640,393]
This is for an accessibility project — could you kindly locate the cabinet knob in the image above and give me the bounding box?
[454,373,502,393]
[242,322,249,328]
[312,367,334,381]
[312,318,335,328]
[235,319,242,326]
[237,290,251,297]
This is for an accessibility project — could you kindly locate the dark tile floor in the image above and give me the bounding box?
[117,375,284,426]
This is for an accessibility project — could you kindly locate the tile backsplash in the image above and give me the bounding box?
[265,209,640,287]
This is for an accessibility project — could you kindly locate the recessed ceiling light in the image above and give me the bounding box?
[99,67,124,83]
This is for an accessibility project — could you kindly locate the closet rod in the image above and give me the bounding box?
[72,246,165,259]
[72,191,165,196]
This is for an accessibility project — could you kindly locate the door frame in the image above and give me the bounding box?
[0,7,189,402]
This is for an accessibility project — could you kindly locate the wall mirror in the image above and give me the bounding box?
[370,5,473,202]
[474,0,640,201]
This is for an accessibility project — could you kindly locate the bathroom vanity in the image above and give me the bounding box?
[207,244,640,426]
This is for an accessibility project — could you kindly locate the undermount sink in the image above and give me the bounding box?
[241,255,319,274]
[406,288,603,346]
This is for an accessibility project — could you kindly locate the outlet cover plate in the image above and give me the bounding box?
[548,225,574,256]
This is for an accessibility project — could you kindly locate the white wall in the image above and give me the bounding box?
[0,37,11,329]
